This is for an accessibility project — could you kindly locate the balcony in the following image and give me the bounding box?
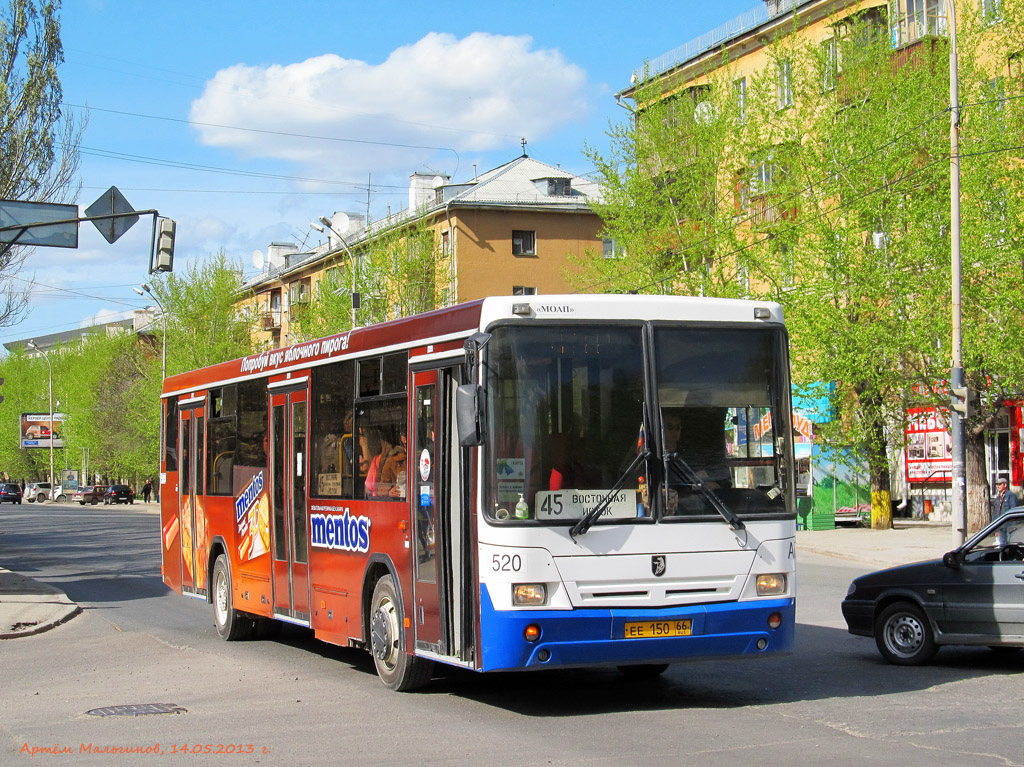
[261,311,281,331]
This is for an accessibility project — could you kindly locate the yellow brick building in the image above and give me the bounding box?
[239,156,605,347]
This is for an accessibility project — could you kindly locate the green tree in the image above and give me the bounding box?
[580,2,1024,532]
[293,216,450,338]
[150,250,256,374]
[0,0,85,326]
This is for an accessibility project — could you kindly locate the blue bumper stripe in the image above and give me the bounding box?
[479,584,795,671]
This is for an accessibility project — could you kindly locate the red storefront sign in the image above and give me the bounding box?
[905,406,952,483]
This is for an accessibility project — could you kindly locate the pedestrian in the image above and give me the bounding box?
[142,478,152,503]
[991,476,1017,522]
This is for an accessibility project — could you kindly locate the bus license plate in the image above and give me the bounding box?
[622,619,692,639]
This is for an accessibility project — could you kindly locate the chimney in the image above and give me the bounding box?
[408,172,450,211]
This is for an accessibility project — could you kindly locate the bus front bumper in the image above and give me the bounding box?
[478,585,795,672]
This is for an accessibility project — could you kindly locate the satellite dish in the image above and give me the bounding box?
[252,250,265,270]
[333,212,350,235]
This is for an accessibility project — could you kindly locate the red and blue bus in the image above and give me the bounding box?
[159,294,796,690]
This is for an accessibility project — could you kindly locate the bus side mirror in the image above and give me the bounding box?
[456,384,485,446]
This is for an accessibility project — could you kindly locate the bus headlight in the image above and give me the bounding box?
[512,583,547,606]
[755,573,787,596]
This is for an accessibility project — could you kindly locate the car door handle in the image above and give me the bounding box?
[1016,572,1024,581]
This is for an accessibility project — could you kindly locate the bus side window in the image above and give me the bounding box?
[311,360,355,498]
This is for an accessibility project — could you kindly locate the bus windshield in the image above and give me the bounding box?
[484,323,793,525]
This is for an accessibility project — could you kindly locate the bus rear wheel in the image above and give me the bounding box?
[213,556,253,641]
[369,575,432,691]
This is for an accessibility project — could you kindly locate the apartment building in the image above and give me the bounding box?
[240,156,605,347]
[608,0,1024,524]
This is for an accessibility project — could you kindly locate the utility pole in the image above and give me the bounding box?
[948,0,967,547]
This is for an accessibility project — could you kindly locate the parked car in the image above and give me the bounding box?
[842,508,1024,665]
[104,485,134,505]
[72,486,107,506]
[25,482,52,503]
[0,483,22,504]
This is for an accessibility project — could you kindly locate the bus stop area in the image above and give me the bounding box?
[0,520,953,640]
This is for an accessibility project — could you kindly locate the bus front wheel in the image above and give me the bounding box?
[368,575,432,691]
[213,556,252,641]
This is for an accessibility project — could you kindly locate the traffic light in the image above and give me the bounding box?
[950,386,974,418]
[155,218,175,272]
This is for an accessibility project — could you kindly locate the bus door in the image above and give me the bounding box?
[269,385,311,624]
[178,399,205,597]
[411,366,472,663]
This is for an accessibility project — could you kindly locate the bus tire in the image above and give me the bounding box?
[368,575,432,691]
[213,555,252,641]
[617,663,670,678]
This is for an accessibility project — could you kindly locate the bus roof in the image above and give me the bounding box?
[161,294,783,398]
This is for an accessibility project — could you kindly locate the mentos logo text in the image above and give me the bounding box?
[235,472,264,525]
[311,510,371,553]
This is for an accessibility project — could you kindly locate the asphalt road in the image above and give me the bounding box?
[1,503,1022,766]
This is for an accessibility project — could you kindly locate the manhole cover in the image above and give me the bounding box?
[86,703,186,717]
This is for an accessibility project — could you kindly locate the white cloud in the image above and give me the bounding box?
[189,32,589,178]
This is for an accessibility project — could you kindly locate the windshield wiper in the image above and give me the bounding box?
[666,453,745,531]
[570,449,650,542]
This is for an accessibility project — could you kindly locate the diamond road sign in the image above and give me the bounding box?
[85,186,139,244]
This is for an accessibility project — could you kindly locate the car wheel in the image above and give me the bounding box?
[875,602,938,666]
[369,575,433,691]
[56,494,66,503]
[37,494,45,503]
[79,501,85,505]
[91,497,98,506]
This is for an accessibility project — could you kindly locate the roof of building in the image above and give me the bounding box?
[619,0,819,96]
[3,312,140,354]
[241,155,603,292]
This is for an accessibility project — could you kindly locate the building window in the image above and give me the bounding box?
[890,0,945,47]
[982,0,1003,24]
[822,38,839,91]
[777,59,793,109]
[547,178,571,196]
[735,77,747,123]
[512,286,537,295]
[602,238,624,259]
[512,230,536,256]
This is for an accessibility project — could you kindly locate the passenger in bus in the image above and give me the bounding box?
[379,430,408,499]
[360,427,384,498]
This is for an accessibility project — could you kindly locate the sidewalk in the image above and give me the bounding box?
[797,520,955,569]
[0,518,958,640]
[0,567,80,639]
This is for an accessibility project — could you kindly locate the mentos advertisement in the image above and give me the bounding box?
[235,471,270,561]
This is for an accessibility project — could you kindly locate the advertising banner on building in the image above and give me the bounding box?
[905,406,951,482]
[20,412,64,449]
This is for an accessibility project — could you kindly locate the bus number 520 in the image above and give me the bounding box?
[492,554,522,572]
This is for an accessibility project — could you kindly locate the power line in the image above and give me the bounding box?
[67,103,465,156]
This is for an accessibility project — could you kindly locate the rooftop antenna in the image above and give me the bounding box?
[473,163,478,179]
[520,137,527,156]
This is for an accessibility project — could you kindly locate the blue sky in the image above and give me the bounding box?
[4,0,756,348]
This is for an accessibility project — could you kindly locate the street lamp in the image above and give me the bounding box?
[134,283,166,381]
[25,340,54,501]
[310,217,359,328]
